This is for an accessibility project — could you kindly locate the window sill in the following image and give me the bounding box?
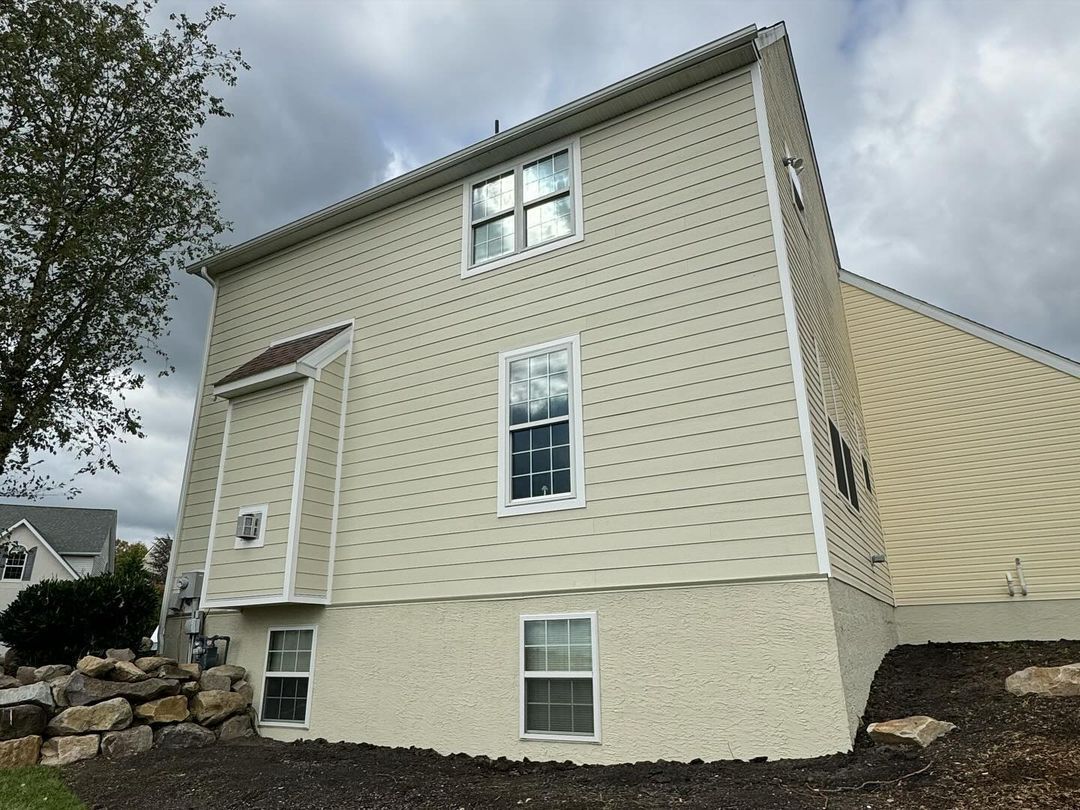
[498,493,586,518]
[461,231,583,279]
[521,733,600,745]
[258,721,309,730]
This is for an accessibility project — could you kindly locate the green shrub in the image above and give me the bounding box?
[0,571,158,666]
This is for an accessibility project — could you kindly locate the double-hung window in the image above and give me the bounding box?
[520,613,600,742]
[1,549,25,580]
[462,139,583,277]
[829,419,860,511]
[497,336,586,516]
[261,627,316,726]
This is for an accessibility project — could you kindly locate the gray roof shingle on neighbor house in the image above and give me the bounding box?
[0,503,117,556]
[214,324,351,386]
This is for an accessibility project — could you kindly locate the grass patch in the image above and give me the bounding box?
[0,766,85,810]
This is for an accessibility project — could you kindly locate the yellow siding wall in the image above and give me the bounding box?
[296,354,348,597]
[842,281,1080,604]
[758,42,891,602]
[205,380,305,599]
[175,67,823,606]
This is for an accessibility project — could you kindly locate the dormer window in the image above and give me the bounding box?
[462,139,583,278]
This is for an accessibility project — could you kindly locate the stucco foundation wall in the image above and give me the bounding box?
[897,600,1080,644]
[177,579,854,763]
[827,579,896,736]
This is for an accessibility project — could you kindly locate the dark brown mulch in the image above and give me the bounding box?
[63,641,1080,809]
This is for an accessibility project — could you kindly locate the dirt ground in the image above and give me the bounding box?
[63,641,1080,809]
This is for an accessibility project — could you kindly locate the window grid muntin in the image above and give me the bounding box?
[1,550,25,580]
[507,347,573,504]
[262,627,315,726]
[521,613,598,740]
[468,144,577,269]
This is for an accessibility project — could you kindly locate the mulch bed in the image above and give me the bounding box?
[63,641,1080,809]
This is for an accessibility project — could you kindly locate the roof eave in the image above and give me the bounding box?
[190,24,761,279]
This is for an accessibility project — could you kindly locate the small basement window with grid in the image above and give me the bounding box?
[463,140,582,277]
[521,613,599,741]
[499,337,586,516]
[261,627,315,726]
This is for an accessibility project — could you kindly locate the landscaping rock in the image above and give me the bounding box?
[232,679,254,706]
[199,671,231,692]
[191,690,247,725]
[1006,663,1080,697]
[207,664,246,683]
[0,681,54,710]
[154,722,215,749]
[106,648,136,663]
[50,674,74,708]
[77,655,116,678]
[867,716,956,748]
[16,666,38,685]
[156,663,195,681]
[134,656,175,673]
[40,733,100,766]
[134,695,189,724]
[0,704,47,741]
[179,663,202,680]
[47,698,132,735]
[0,675,18,690]
[181,681,200,698]
[111,660,150,683]
[216,713,254,741]
[0,735,41,768]
[64,672,178,707]
[33,664,72,682]
[101,725,153,759]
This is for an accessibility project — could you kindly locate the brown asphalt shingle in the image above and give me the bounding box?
[214,324,349,386]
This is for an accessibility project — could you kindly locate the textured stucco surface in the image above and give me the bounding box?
[173,580,857,763]
[827,579,897,736]
[897,600,1080,644]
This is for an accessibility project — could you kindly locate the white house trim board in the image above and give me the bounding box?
[750,61,831,577]
[284,376,316,600]
[212,363,312,399]
[839,270,1080,379]
[324,342,354,603]
[201,593,330,610]
[3,520,79,579]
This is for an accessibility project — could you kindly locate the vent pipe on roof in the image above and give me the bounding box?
[494,119,500,135]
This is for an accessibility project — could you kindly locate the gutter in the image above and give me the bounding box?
[189,24,761,279]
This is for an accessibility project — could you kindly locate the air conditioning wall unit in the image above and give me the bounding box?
[235,511,261,541]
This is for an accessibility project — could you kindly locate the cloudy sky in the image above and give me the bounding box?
[11,0,1080,542]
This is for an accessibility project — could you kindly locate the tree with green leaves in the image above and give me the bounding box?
[0,0,246,497]
[114,538,148,578]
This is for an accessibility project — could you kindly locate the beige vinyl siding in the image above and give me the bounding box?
[175,66,821,606]
[205,380,305,600]
[757,41,891,602]
[842,281,1080,605]
[295,354,347,597]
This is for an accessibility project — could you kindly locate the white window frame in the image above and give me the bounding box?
[259,624,317,729]
[519,611,600,744]
[497,335,586,517]
[233,503,268,549]
[460,137,585,279]
[1,549,25,581]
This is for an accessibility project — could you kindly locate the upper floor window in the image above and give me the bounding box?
[497,336,586,516]
[462,139,583,278]
[829,419,859,512]
[1,548,26,580]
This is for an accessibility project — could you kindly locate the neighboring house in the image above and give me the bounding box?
[159,21,1076,764]
[0,504,118,617]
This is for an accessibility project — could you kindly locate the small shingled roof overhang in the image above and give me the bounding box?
[212,323,351,398]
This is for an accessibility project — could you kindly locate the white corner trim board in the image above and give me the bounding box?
[750,61,831,577]
[839,270,1080,379]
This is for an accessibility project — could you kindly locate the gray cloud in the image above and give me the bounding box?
[8,0,1077,541]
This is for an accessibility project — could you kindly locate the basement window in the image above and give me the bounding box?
[462,138,583,278]
[520,613,600,742]
[261,627,316,727]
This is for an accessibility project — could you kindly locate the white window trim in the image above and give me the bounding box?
[460,137,585,279]
[519,611,601,744]
[497,335,586,517]
[1,550,25,581]
[233,503,268,550]
[259,624,318,730]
